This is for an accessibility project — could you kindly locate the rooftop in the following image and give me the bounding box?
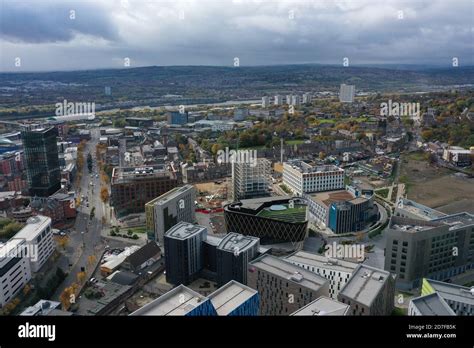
[396,198,446,220]
[310,190,356,208]
[285,251,358,274]
[284,160,344,174]
[410,293,455,316]
[424,279,474,306]
[208,280,258,316]
[146,185,194,207]
[165,222,207,241]
[13,215,51,241]
[249,254,327,293]
[112,165,175,184]
[217,232,259,253]
[291,296,350,316]
[338,264,393,307]
[130,285,209,316]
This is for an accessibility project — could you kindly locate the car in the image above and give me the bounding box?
[89,277,98,284]
[59,231,66,236]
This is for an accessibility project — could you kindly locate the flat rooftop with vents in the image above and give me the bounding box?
[410,293,455,316]
[165,222,207,240]
[338,264,392,307]
[249,254,327,293]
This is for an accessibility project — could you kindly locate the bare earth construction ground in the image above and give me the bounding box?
[401,156,474,214]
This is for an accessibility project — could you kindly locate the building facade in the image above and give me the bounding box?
[384,213,474,290]
[224,196,308,244]
[247,254,329,315]
[231,158,271,200]
[111,165,179,217]
[339,84,355,103]
[164,222,207,285]
[216,232,260,286]
[145,185,196,246]
[22,127,61,197]
[0,239,32,307]
[283,161,344,195]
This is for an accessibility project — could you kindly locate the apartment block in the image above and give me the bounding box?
[247,254,329,315]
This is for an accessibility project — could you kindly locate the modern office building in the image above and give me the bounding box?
[208,280,259,316]
[261,96,270,108]
[408,292,455,316]
[337,264,396,316]
[285,251,358,299]
[216,232,260,286]
[339,84,355,103]
[167,111,189,125]
[384,213,474,290]
[290,296,350,316]
[247,254,329,315]
[421,278,474,316]
[130,284,217,316]
[21,127,61,197]
[0,239,32,307]
[12,215,53,273]
[164,222,207,285]
[231,158,271,200]
[306,188,377,234]
[111,165,179,217]
[224,196,308,244]
[283,160,345,195]
[145,185,196,246]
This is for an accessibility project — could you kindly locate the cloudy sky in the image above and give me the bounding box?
[0,0,472,72]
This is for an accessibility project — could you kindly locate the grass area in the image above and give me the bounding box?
[463,280,474,287]
[286,139,306,145]
[257,205,307,223]
[375,188,389,199]
[391,307,407,316]
[126,226,147,234]
[0,218,24,240]
[408,151,426,161]
[279,184,292,194]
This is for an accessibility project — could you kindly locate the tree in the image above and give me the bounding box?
[76,271,86,284]
[100,187,109,203]
[87,255,96,267]
[57,236,69,250]
[127,229,133,236]
[60,284,78,310]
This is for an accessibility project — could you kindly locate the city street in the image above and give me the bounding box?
[52,127,109,301]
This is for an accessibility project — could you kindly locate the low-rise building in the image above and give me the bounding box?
[408,292,455,316]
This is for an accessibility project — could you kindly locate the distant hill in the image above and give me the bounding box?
[0,64,473,110]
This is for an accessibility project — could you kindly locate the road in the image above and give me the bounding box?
[53,127,109,301]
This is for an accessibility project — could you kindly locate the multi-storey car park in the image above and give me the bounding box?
[224,196,308,245]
